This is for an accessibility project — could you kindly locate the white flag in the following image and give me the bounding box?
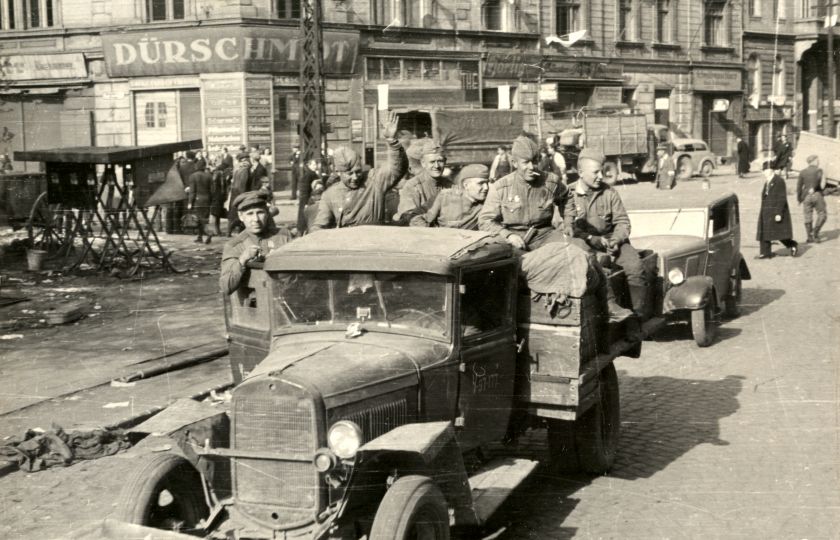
[825,14,837,27]
[545,30,587,47]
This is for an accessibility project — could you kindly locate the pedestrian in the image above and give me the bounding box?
[796,154,828,243]
[736,136,750,178]
[289,146,301,200]
[410,164,489,229]
[248,148,268,191]
[228,152,252,235]
[478,135,567,250]
[757,162,798,259]
[195,150,207,172]
[562,147,649,319]
[220,147,234,172]
[396,139,452,224]
[209,159,228,236]
[187,160,214,244]
[489,146,512,182]
[167,151,196,234]
[546,140,567,181]
[310,111,406,230]
[220,191,291,295]
[655,143,676,190]
[772,134,793,180]
[296,158,321,235]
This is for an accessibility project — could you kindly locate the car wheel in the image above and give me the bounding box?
[724,274,742,319]
[699,160,714,178]
[115,453,209,533]
[370,475,450,540]
[602,160,620,185]
[691,304,716,347]
[677,157,692,180]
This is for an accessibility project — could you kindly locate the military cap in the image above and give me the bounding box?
[510,135,540,161]
[406,138,431,161]
[456,164,490,185]
[233,190,270,211]
[578,147,606,166]
[236,152,251,161]
[333,146,362,173]
[414,138,444,158]
[806,154,819,164]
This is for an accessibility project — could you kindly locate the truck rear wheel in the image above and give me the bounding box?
[548,363,620,475]
[114,453,208,533]
[370,475,450,540]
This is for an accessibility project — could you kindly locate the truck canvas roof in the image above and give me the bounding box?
[264,226,511,274]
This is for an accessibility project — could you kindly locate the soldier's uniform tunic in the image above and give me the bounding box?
[409,188,482,230]
[220,228,291,295]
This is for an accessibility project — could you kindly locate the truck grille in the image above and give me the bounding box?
[232,380,319,512]
[346,398,408,442]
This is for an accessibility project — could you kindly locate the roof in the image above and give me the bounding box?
[264,226,512,274]
[14,139,203,164]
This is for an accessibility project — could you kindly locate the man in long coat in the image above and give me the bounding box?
[736,137,750,178]
[187,161,215,244]
[757,163,798,258]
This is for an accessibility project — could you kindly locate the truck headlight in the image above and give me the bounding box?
[668,268,685,285]
[328,421,363,459]
[313,448,338,473]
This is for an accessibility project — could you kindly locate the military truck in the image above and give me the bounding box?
[111,227,644,540]
[545,105,650,184]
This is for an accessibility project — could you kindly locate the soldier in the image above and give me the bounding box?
[478,135,567,250]
[311,111,406,230]
[220,191,291,295]
[410,164,490,230]
[227,152,252,236]
[396,139,452,223]
[797,154,828,243]
[562,147,649,318]
[655,143,676,190]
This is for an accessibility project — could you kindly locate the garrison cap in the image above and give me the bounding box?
[332,146,362,173]
[510,135,540,161]
[456,164,490,185]
[807,154,819,164]
[414,138,444,158]
[233,190,270,211]
[578,147,606,166]
[236,152,251,161]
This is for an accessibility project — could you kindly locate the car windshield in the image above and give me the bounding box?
[270,271,451,340]
[629,209,707,238]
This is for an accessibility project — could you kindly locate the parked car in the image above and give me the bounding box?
[672,137,718,179]
[628,192,750,346]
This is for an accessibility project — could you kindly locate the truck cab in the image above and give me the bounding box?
[113,227,643,540]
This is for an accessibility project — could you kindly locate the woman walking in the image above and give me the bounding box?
[757,163,798,259]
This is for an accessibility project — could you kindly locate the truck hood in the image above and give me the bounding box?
[632,235,707,256]
[248,332,451,405]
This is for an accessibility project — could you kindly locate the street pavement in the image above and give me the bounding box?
[0,169,837,538]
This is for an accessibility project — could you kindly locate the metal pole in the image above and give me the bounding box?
[829,14,836,137]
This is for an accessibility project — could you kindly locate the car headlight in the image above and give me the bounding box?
[668,267,685,285]
[328,420,363,459]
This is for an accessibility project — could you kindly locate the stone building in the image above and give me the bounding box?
[796,0,840,139]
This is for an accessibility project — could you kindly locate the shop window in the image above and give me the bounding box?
[704,1,728,46]
[555,0,581,35]
[654,89,671,125]
[441,61,460,81]
[617,0,639,41]
[147,0,185,22]
[656,0,675,43]
[276,0,301,18]
[144,102,169,128]
[483,0,511,31]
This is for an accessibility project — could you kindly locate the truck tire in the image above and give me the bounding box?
[114,453,208,533]
[602,161,620,185]
[370,475,450,540]
[691,304,716,347]
[547,363,620,475]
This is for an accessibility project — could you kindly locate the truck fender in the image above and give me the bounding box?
[736,256,751,280]
[338,422,476,525]
[664,275,714,312]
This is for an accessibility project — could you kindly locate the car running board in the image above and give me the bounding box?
[468,457,539,524]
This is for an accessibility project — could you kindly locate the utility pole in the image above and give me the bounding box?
[829,14,836,137]
[299,0,327,168]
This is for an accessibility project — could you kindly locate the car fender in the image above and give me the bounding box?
[664,275,714,312]
[736,255,751,280]
[337,422,476,525]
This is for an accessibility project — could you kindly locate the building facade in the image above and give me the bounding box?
[795,0,840,139]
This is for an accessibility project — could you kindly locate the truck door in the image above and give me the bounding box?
[224,267,272,384]
[456,263,517,451]
[706,200,735,306]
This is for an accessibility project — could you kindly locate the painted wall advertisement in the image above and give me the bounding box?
[203,78,244,152]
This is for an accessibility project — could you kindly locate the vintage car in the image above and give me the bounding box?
[672,137,718,179]
[108,227,645,540]
[628,192,750,346]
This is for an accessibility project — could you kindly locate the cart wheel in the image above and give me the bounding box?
[602,161,620,185]
[114,453,209,534]
[26,192,59,251]
[691,304,716,347]
[370,475,450,540]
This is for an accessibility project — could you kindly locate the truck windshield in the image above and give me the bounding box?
[270,272,451,340]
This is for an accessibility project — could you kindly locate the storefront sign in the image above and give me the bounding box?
[691,68,741,92]
[539,83,558,102]
[543,60,623,80]
[0,53,87,81]
[483,53,541,79]
[204,77,244,152]
[745,105,793,122]
[590,86,622,106]
[102,27,359,78]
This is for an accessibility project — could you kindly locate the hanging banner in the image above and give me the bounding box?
[498,85,511,110]
[0,53,87,81]
[377,84,389,111]
[102,27,359,77]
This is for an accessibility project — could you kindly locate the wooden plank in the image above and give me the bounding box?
[469,458,538,524]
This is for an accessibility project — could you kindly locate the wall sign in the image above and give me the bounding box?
[543,60,623,80]
[691,69,742,92]
[203,78,244,152]
[102,27,359,78]
[590,86,622,106]
[0,53,87,81]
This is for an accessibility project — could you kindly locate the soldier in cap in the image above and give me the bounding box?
[311,111,405,230]
[220,190,291,295]
[562,147,649,319]
[410,164,490,230]
[478,135,567,250]
[396,139,453,223]
[796,154,827,243]
[227,152,253,235]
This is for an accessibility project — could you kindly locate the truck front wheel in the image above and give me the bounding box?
[548,363,620,475]
[370,475,450,540]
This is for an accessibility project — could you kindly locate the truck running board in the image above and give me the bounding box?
[468,457,539,524]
